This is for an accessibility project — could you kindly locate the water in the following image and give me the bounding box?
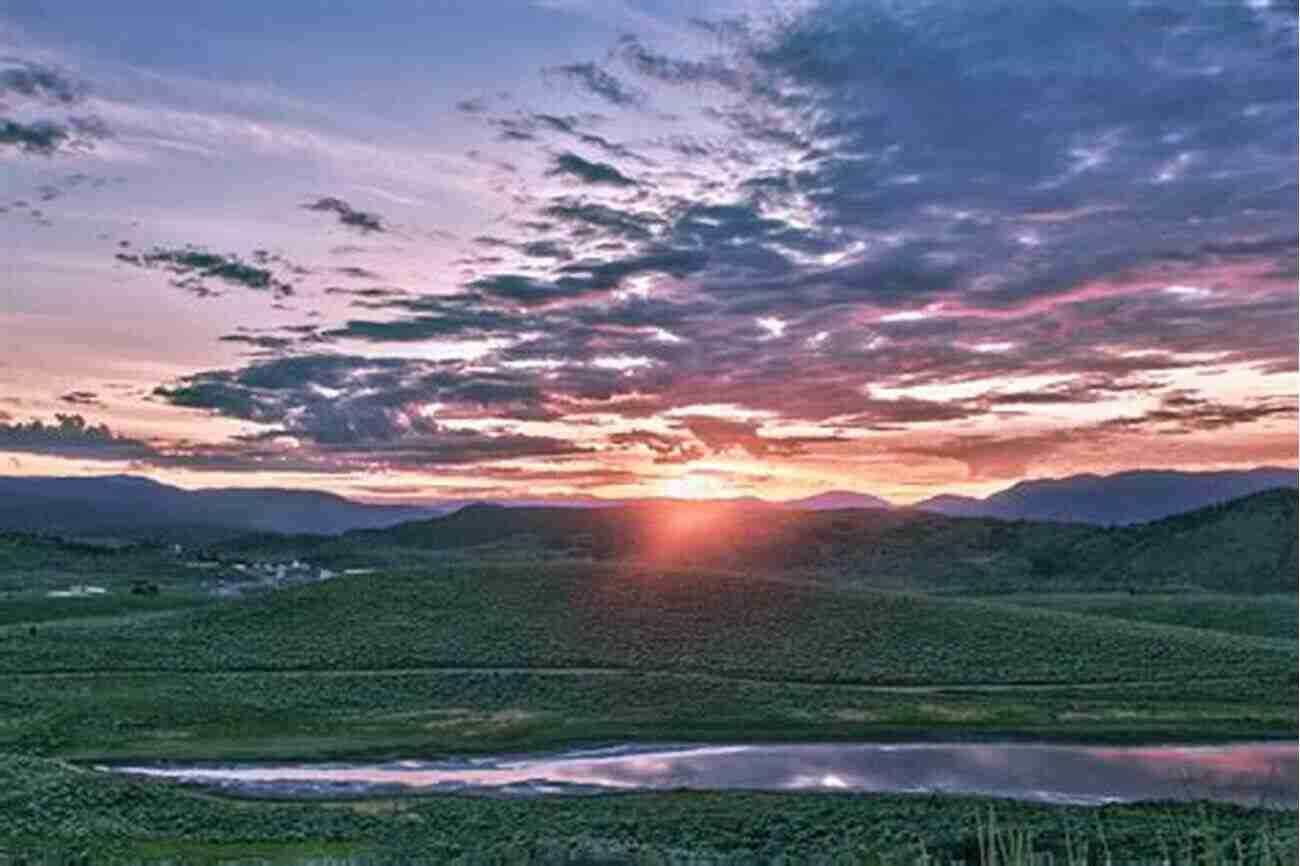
[103,741,1296,806]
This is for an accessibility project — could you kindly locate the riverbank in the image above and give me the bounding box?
[11,665,1296,765]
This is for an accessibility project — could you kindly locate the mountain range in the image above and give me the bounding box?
[912,467,1298,525]
[0,467,1292,536]
[0,474,441,537]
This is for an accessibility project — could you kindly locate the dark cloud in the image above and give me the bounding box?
[304,197,386,234]
[545,62,646,108]
[470,247,708,305]
[0,116,107,155]
[0,61,87,105]
[155,353,558,435]
[547,152,638,187]
[615,35,746,91]
[607,429,704,464]
[218,333,296,351]
[334,265,383,279]
[323,302,515,342]
[541,200,662,240]
[0,414,153,460]
[116,247,296,298]
[59,391,101,406]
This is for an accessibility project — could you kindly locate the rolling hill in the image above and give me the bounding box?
[331,488,1298,593]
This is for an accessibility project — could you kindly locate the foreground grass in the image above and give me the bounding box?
[0,754,1294,865]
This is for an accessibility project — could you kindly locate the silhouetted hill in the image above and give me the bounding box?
[348,486,1300,592]
[0,475,444,536]
[915,468,1297,525]
[340,488,1297,593]
[781,490,893,510]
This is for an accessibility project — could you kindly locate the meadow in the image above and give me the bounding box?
[0,494,1295,862]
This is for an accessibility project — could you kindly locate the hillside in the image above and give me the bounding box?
[0,555,1286,685]
[328,489,1299,593]
[1,490,1294,763]
[1042,488,1299,593]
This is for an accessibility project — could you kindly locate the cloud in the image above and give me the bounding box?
[303,196,386,233]
[547,152,638,187]
[0,61,88,105]
[0,116,107,155]
[40,0,1289,488]
[0,414,153,460]
[676,416,843,459]
[59,391,101,406]
[615,35,746,91]
[218,333,296,351]
[0,58,107,155]
[544,62,646,107]
[607,429,705,464]
[469,246,708,305]
[115,246,296,298]
[1099,392,1298,434]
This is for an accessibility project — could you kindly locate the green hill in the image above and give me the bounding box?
[1055,488,1298,592]
[1,557,1286,684]
[0,491,1293,761]
[319,489,1299,593]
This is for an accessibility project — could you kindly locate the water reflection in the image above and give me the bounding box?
[106,742,1297,806]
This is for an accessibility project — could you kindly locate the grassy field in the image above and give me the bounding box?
[0,555,1293,760]
[0,534,213,625]
[996,593,1299,642]
[0,496,1294,862]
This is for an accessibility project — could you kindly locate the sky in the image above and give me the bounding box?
[0,0,1296,504]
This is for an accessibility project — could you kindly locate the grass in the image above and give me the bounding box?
[1,561,1289,683]
[3,667,1294,762]
[0,497,1294,861]
[0,534,213,626]
[0,557,1292,759]
[994,594,1298,642]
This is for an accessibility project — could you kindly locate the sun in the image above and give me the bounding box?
[658,473,732,500]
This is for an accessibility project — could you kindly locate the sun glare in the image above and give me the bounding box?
[659,473,732,500]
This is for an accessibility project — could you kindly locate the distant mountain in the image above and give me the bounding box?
[780,490,893,510]
[914,467,1297,525]
[3,467,1295,538]
[0,475,446,537]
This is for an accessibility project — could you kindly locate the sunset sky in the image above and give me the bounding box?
[1,0,1296,504]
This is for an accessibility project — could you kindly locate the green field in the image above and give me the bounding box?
[1,494,1295,862]
[998,593,1299,642]
[1,555,1294,761]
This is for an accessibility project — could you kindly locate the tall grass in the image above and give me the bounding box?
[3,809,1296,866]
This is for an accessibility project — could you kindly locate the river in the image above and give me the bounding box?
[103,741,1297,806]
